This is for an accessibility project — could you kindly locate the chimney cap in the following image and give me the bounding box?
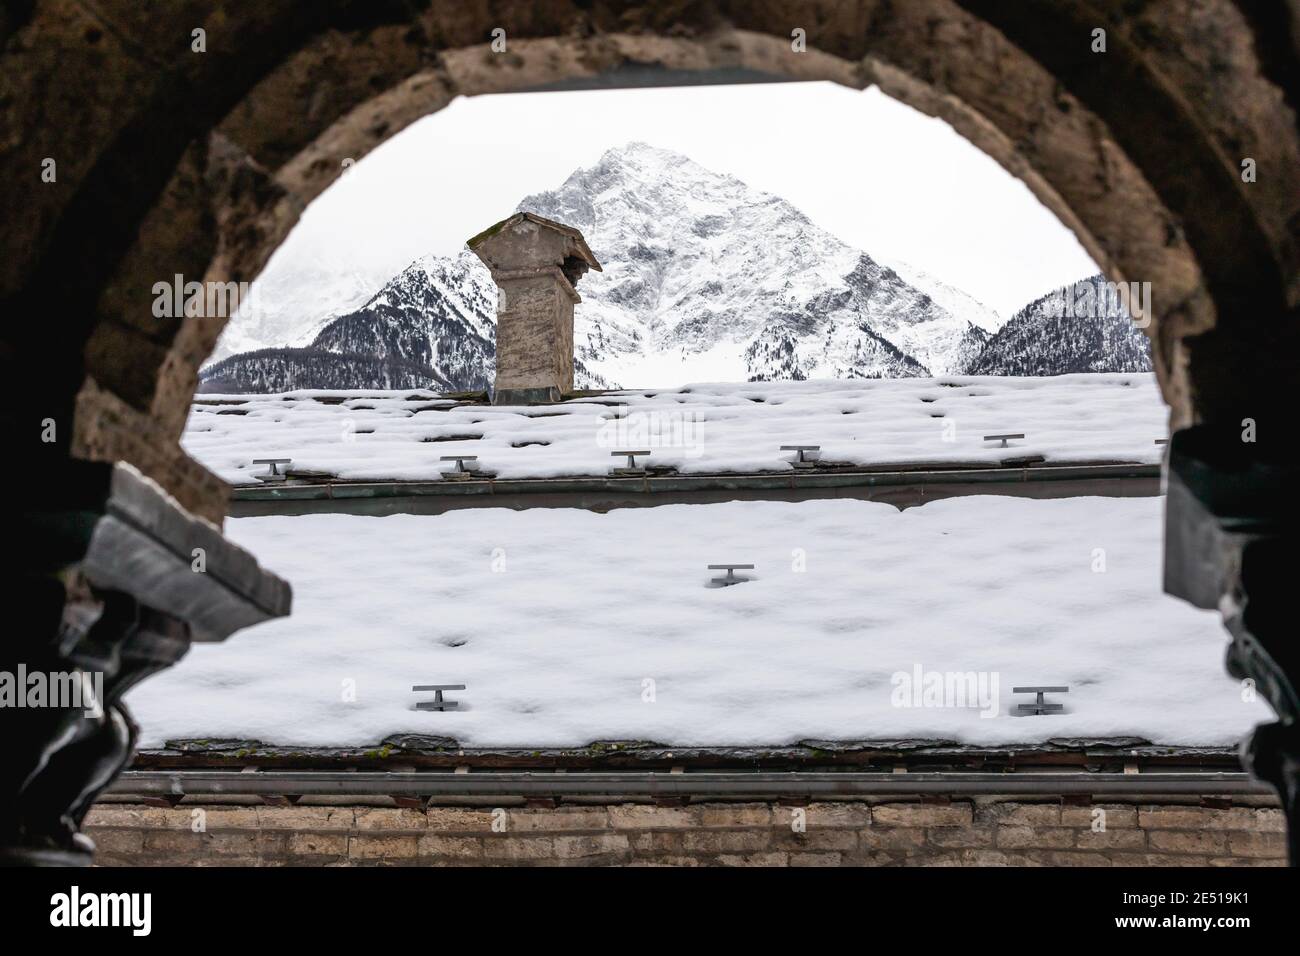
[466,212,602,272]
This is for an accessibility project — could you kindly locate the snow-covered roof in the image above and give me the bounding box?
[182,373,1168,486]
[127,496,1263,750]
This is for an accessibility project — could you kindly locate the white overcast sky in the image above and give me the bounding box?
[279,81,1097,318]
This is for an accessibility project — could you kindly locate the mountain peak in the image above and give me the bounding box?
[597,140,691,166]
[506,145,992,380]
[213,144,1103,392]
[540,141,745,203]
[604,139,670,155]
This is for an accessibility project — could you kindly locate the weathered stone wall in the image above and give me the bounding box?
[86,797,1286,866]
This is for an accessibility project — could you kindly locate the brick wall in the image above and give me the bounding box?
[85,797,1287,866]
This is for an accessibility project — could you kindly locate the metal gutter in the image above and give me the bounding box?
[111,768,1269,799]
[229,462,1161,516]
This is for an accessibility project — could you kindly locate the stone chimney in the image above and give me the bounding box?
[467,212,602,404]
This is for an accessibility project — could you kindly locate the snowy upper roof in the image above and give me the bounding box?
[182,373,1168,486]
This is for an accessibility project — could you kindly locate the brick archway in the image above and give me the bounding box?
[2,1,1297,863]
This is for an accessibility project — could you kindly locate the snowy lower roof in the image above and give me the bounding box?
[183,374,1167,485]
[127,496,1262,750]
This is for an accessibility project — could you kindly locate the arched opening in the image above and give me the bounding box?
[138,77,1215,764]
[3,1,1295,866]
[201,79,1107,390]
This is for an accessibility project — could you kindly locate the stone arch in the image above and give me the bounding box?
[2,0,1298,860]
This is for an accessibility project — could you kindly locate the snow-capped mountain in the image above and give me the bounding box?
[308,251,497,390]
[515,142,996,382]
[965,274,1152,375]
[206,146,1148,393]
[882,258,1002,337]
[208,143,1010,390]
[197,347,446,394]
[210,248,393,364]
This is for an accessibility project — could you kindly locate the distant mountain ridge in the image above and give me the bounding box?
[308,252,497,391]
[197,347,447,394]
[204,143,1143,393]
[965,274,1151,376]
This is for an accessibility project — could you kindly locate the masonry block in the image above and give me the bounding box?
[1147,830,1229,855]
[858,827,926,851]
[609,804,693,830]
[996,826,1075,850]
[977,802,1061,826]
[1073,827,1147,850]
[873,802,973,827]
[508,807,611,832]
[1139,806,1263,830]
[481,836,556,861]
[85,827,145,855]
[775,828,858,851]
[804,803,873,828]
[257,806,357,830]
[417,834,484,859]
[788,851,843,866]
[691,803,778,828]
[926,826,996,849]
[716,852,789,867]
[288,832,349,857]
[682,829,770,854]
[424,807,497,832]
[347,834,420,860]
[1062,803,1138,828]
[552,834,631,860]
[352,808,428,831]
[1226,830,1287,858]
